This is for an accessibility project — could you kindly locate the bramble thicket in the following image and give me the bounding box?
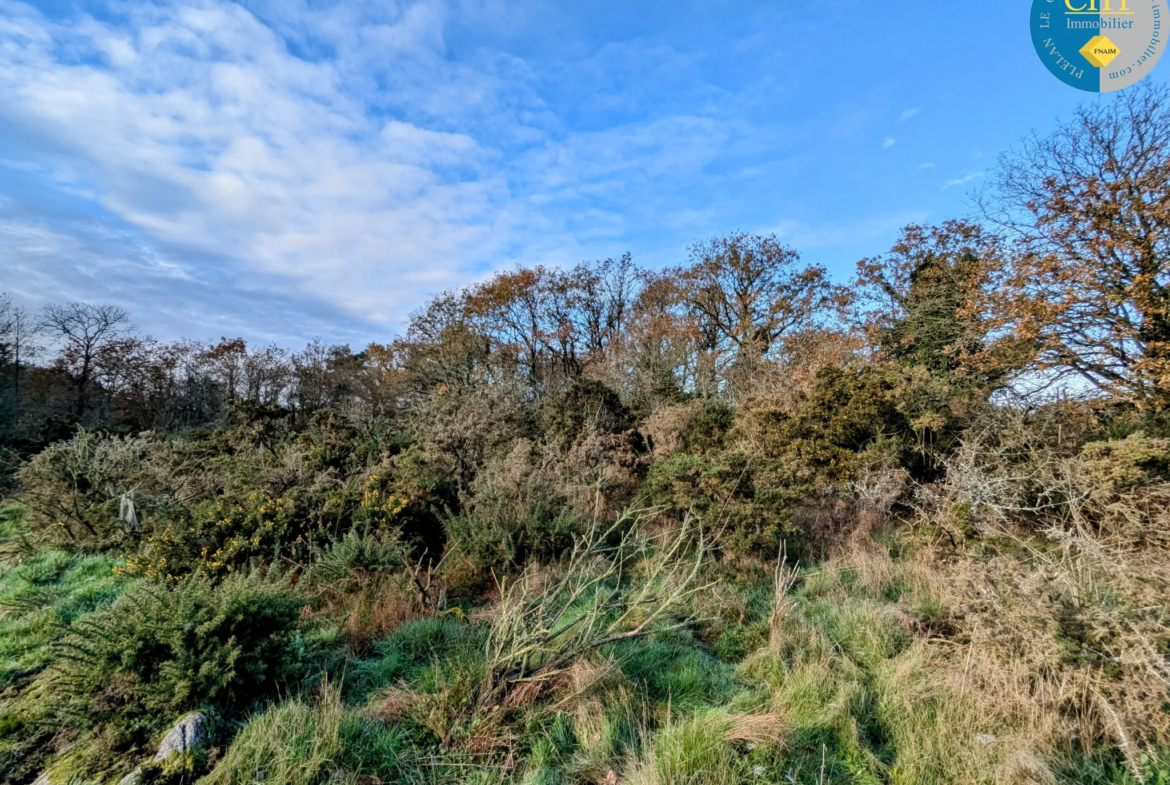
[1,86,1169,785]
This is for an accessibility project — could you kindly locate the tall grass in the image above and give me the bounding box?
[203,682,347,785]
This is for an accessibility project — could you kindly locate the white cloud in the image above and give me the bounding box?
[918,162,935,169]
[943,171,983,189]
[899,107,919,121]
[0,0,968,343]
[882,136,897,148]
[0,0,523,328]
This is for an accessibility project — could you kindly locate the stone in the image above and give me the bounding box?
[153,711,208,762]
[118,768,144,785]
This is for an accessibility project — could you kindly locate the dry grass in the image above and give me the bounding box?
[723,713,788,745]
[481,511,710,707]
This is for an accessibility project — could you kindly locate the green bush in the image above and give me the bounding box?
[750,365,914,484]
[44,571,304,759]
[445,479,580,572]
[307,529,409,594]
[643,451,797,558]
[1079,432,1170,491]
[127,488,340,579]
[1074,432,1170,542]
[539,378,635,448]
[684,399,735,454]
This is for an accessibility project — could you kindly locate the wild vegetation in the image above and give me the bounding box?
[1,86,1168,785]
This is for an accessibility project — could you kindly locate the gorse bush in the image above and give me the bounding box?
[125,489,320,579]
[644,451,797,558]
[308,529,409,591]
[18,430,164,549]
[445,452,583,572]
[1073,432,1170,544]
[538,378,635,448]
[44,571,303,759]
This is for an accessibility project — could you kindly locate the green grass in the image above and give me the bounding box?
[0,548,126,690]
[0,505,130,781]
[347,616,486,701]
[202,683,348,785]
[612,632,738,712]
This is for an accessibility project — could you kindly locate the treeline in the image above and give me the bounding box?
[0,85,1165,565]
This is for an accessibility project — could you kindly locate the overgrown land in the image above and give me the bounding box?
[1,86,1168,785]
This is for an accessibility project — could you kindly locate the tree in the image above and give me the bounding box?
[675,232,841,391]
[572,254,640,361]
[856,221,1020,390]
[199,338,249,407]
[0,294,42,431]
[39,303,133,418]
[624,271,695,406]
[399,291,492,392]
[466,267,550,386]
[986,83,1170,410]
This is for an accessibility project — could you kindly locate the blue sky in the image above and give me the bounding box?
[1,0,1165,345]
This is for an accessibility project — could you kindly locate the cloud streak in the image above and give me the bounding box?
[942,171,984,189]
[0,0,772,340]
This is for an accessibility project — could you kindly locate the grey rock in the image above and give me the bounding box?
[153,711,208,762]
[30,772,52,785]
[118,768,144,785]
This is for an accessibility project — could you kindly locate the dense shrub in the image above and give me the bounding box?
[43,571,304,760]
[18,430,167,550]
[538,378,635,448]
[644,451,797,558]
[444,477,580,572]
[124,489,323,579]
[748,365,915,483]
[307,529,410,592]
[353,447,456,554]
[1073,432,1170,543]
[1079,432,1170,491]
[684,399,735,454]
[644,368,923,558]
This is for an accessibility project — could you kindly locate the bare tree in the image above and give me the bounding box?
[573,253,640,361]
[40,303,133,417]
[0,294,42,424]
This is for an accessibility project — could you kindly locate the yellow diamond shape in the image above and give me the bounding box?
[1080,35,1120,67]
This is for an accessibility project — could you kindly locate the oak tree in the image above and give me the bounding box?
[987,83,1170,410]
